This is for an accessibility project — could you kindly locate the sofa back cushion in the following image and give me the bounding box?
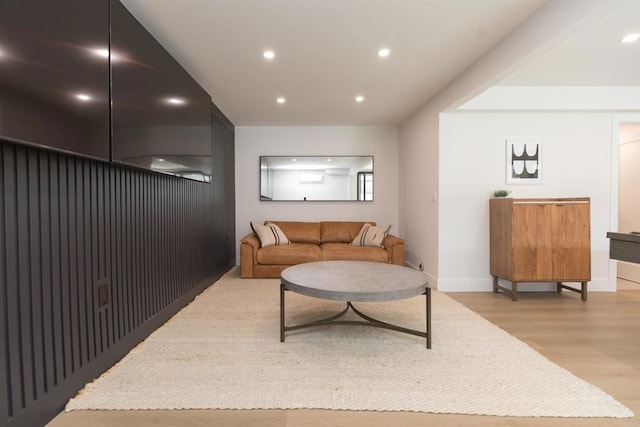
[320,221,376,243]
[268,221,321,244]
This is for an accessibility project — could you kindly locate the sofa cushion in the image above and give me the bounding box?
[251,222,289,247]
[351,223,391,248]
[321,243,388,263]
[320,221,374,243]
[268,221,321,244]
[256,243,321,265]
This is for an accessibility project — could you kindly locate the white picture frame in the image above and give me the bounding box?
[506,139,542,184]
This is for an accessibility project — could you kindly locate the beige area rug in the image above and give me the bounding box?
[65,268,633,418]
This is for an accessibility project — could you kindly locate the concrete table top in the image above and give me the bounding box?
[281,260,429,302]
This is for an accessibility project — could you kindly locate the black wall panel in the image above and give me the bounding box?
[0,125,235,426]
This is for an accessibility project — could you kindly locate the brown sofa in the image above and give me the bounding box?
[240,221,405,278]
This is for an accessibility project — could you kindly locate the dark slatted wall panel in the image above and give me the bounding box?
[0,135,234,426]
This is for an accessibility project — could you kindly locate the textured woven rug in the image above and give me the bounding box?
[65,268,633,417]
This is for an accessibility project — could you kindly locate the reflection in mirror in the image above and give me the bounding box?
[110,0,212,182]
[122,154,211,182]
[0,0,110,159]
[260,156,373,201]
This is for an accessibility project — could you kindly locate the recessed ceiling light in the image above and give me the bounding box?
[621,33,640,43]
[377,48,390,57]
[165,97,186,105]
[76,93,91,101]
[277,97,286,104]
[263,50,275,59]
[355,95,364,103]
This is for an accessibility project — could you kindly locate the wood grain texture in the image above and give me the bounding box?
[490,198,591,301]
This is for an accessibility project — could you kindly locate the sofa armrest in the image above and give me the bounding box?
[383,234,405,266]
[240,233,260,251]
[240,234,260,278]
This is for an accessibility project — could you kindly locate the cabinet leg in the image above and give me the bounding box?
[581,281,588,301]
[493,276,498,293]
[556,282,562,294]
[512,282,518,301]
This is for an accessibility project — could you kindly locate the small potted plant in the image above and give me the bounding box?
[493,189,512,198]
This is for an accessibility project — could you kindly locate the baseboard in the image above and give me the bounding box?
[404,261,438,289]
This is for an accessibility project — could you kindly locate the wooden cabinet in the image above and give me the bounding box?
[490,198,591,301]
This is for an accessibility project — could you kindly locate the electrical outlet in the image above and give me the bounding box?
[419,263,424,271]
[97,283,110,307]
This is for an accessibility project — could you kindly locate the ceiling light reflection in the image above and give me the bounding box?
[165,97,186,105]
[621,33,640,43]
[92,48,109,58]
[90,47,122,62]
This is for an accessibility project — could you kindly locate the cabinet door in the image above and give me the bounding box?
[551,203,590,280]
[512,204,553,280]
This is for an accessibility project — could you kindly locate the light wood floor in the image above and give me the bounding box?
[49,288,640,427]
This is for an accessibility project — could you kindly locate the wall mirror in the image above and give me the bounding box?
[260,156,373,201]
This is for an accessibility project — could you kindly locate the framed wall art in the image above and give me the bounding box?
[506,139,542,184]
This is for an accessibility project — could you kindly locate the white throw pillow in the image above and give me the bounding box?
[251,222,290,247]
[351,223,391,248]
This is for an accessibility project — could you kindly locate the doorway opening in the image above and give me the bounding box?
[617,122,640,288]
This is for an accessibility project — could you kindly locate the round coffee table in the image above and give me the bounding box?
[280,260,431,348]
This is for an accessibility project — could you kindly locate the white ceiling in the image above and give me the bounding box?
[500,0,640,87]
[120,0,640,126]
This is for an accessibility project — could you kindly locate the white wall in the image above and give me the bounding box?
[235,126,399,264]
[272,169,351,201]
[398,106,440,278]
[397,0,614,289]
[439,112,617,292]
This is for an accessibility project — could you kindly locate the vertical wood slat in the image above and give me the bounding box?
[1,144,12,421]
[38,152,55,393]
[27,150,45,401]
[17,147,34,408]
[123,169,131,335]
[83,162,95,363]
[6,145,19,413]
[113,168,123,342]
[137,174,143,322]
[91,163,102,356]
[102,164,113,350]
[75,160,87,369]
[1,113,235,425]
[67,159,80,374]
[158,177,165,313]
[141,174,148,322]
[49,156,64,388]
[58,156,73,383]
